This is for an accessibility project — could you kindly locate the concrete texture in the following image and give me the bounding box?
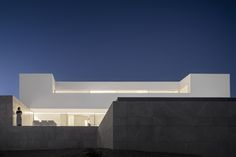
[0,96,97,150]
[1,96,236,157]
[110,98,236,157]
[98,103,113,149]
[0,96,13,127]
[0,126,97,150]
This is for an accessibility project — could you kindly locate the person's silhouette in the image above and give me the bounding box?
[16,107,22,126]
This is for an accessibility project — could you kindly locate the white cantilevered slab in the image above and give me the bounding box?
[19,73,230,109]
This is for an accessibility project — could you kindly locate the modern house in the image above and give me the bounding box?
[18,73,230,126]
[0,73,235,157]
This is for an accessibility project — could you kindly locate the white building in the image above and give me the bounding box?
[18,73,230,126]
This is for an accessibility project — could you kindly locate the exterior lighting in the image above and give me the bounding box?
[54,90,181,94]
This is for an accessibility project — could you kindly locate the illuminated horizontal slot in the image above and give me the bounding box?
[148,90,179,93]
[90,90,150,93]
[55,90,90,93]
[54,90,180,94]
[33,112,105,115]
[18,111,34,115]
[15,111,105,115]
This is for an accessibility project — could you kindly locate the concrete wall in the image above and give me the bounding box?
[0,126,97,150]
[2,95,236,156]
[97,103,113,149]
[0,96,97,150]
[111,98,236,157]
[0,96,13,127]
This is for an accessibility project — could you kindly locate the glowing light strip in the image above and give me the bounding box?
[16,111,34,115]
[54,90,180,94]
[16,112,105,115]
[33,112,105,115]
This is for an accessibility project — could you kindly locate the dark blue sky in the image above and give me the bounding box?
[0,0,235,97]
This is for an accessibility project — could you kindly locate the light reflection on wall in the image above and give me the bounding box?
[54,89,187,94]
[31,112,105,126]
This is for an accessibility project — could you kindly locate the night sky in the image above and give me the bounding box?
[0,0,235,97]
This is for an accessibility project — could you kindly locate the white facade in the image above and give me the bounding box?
[20,73,230,108]
[19,73,230,126]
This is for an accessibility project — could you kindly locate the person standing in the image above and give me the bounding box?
[16,107,22,126]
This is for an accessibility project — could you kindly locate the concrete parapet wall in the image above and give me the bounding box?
[111,98,236,157]
[0,96,97,150]
[0,126,97,150]
[0,96,13,127]
[1,96,236,156]
[98,103,113,149]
